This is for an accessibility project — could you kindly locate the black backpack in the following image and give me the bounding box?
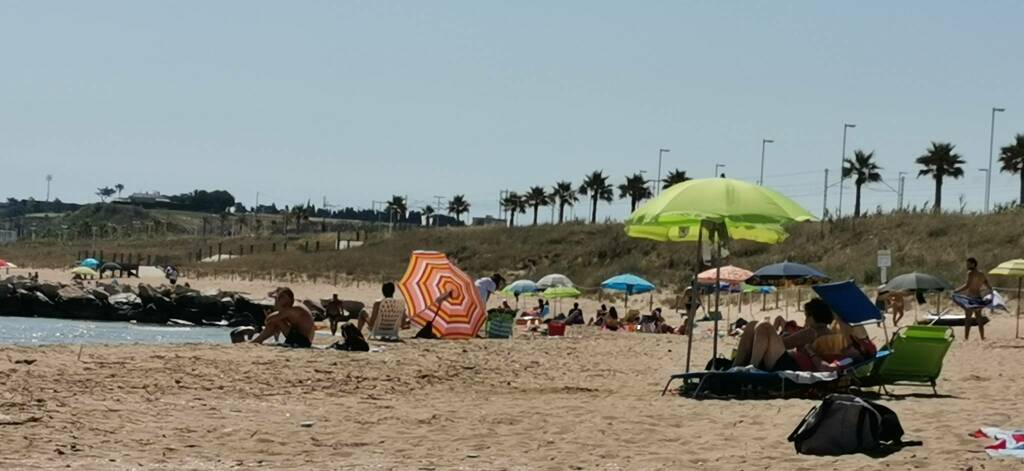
[788,394,913,455]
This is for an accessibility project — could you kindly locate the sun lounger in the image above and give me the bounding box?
[368,298,405,341]
[662,352,887,399]
[859,325,953,395]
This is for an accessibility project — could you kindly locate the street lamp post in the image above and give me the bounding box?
[986,107,1006,212]
[714,163,726,177]
[838,123,856,218]
[656,148,670,195]
[759,139,774,185]
[897,171,907,211]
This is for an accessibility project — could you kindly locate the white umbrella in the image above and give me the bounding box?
[537,274,574,289]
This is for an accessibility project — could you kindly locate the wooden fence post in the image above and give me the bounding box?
[217,242,223,262]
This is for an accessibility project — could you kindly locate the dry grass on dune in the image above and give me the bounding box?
[5,210,1024,292]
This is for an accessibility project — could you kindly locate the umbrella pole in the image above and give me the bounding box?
[712,225,722,362]
[1017,278,1021,340]
[684,224,704,374]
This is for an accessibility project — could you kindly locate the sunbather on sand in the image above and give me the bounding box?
[250,287,315,348]
[358,282,408,332]
[604,307,621,331]
[732,298,834,371]
[954,257,992,340]
[589,304,609,326]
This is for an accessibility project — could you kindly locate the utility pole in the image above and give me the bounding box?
[821,168,829,237]
[822,169,829,220]
[433,195,445,226]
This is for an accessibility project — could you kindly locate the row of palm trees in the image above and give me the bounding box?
[385,194,471,224]
[843,134,1024,216]
[499,168,693,226]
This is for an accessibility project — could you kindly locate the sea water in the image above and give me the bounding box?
[0,316,233,345]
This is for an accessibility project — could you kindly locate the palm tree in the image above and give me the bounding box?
[422,205,436,226]
[915,142,965,213]
[96,187,115,203]
[501,192,527,227]
[114,183,125,197]
[524,186,550,225]
[551,181,578,224]
[578,171,614,224]
[385,195,407,222]
[661,169,692,190]
[999,134,1024,206]
[842,150,883,217]
[617,173,653,212]
[447,195,470,223]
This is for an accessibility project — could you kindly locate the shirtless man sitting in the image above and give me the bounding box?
[954,257,992,340]
[250,287,315,348]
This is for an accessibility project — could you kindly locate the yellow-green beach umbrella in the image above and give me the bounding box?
[625,178,816,373]
[625,178,816,244]
[542,286,581,299]
[989,259,1024,339]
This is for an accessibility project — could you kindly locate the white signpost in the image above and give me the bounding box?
[877,249,892,284]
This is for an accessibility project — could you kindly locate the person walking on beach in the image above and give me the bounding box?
[954,257,992,340]
[250,287,315,348]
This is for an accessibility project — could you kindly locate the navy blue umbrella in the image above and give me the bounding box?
[746,261,830,286]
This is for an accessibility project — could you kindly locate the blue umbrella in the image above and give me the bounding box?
[746,261,830,286]
[81,258,100,270]
[601,274,655,294]
[601,274,655,309]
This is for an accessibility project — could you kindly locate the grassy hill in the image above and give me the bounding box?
[6,210,1024,292]
[205,210,1024,291]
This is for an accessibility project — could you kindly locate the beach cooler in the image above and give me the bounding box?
[548,322,566,336]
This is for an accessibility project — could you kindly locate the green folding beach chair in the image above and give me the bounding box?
[485,310,515,339]
[860,325,954,395]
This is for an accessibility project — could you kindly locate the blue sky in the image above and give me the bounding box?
[2,1,1023,222]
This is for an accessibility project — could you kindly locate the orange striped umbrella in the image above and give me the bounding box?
[398,251,485,339]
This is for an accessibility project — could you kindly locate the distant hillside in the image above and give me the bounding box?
[207,210,1024,291]
[6,210,1024,292]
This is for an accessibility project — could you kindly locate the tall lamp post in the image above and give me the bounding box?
[838,123,856,218]
[986,107,1006,212]
[759,139,774,185]
[656,148,670,195]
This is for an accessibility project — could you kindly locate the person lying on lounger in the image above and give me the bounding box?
[731,298,834,372]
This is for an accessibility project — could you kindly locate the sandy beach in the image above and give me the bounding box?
[0,269,1021,470]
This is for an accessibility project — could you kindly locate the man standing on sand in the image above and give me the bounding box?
[250,287,315,348]
[325,294,368,336]
[953,257,993,340]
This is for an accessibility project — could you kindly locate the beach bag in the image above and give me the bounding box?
[787,394,906,455]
